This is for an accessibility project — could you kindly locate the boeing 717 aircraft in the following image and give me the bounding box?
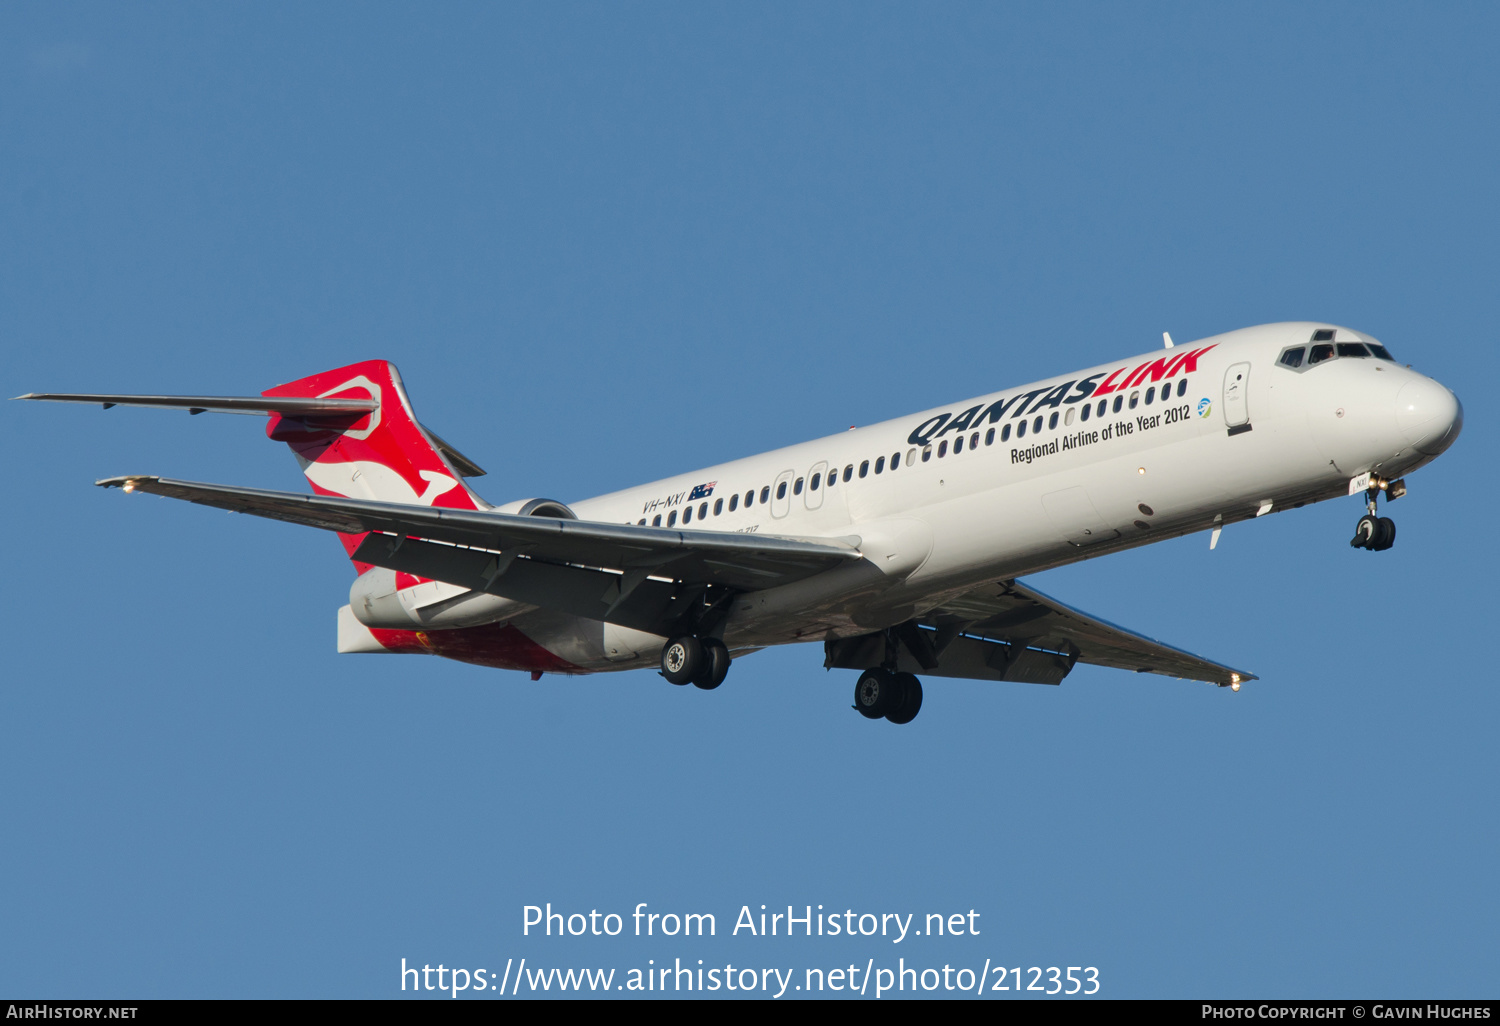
[20,322,1461,724]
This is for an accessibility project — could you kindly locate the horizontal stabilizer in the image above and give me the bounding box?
[14,393,376,417]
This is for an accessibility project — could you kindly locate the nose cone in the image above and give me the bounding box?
[1396,377,1463,455]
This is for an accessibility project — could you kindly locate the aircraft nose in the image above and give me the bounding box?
[1396,377,1463,455]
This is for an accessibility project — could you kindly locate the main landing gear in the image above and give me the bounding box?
[660,636,731,690]
[1350,475,1405,552]
[853,668,924,725]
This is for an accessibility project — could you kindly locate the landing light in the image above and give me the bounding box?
[122,480,136,493]
[1230,673,1242,692]
[1137,467,1146,475]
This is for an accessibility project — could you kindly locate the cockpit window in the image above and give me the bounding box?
[1337,343,1370,358]
[1279,347,1305,368]
[1311,328,1335,342]
[1309,343,1335,365]
[1367,343,1395,361]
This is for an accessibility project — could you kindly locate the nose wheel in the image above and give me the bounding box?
[1350,480,1398,551]
[1351,513,1396,551]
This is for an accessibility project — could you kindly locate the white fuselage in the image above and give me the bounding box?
[392,322,1463,671]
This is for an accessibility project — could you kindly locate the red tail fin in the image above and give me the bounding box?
[262,360,486,571]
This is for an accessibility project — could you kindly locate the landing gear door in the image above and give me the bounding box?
[770,469,795,519]
[1223,362,1251,433]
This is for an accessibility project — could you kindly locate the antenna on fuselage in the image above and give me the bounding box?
[1163,332,1174,349]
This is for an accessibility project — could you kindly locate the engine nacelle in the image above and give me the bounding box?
[489,497,578,519]
[350,499,576,629]
[349,566,529,629]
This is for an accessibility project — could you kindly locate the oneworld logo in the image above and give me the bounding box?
[1197,398,1212,418]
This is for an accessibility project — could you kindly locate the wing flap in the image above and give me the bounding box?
[828,579,1254,686]
[824,631,1074,685]
[923,579,1254,685]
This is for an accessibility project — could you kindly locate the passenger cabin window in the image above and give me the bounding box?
[1337,343,1370,358]
[843,465,853,482]
[1033,415,1043,433]
[1016,420,1027,438]
[875,456,885,474]
[638,518,647,525]
[1048,412,1059,429]
[667,510,677,527]
[729,493,738,511]
[969,432,979,449]
[683,505,692,523]
[827,470,836,488]
[810,472,821,490]
[714,498,723,515]
[699,502,708,519]
[1064,408,1075,426]
[1112,396,1123,413]
[890,452,900,469]
[1309,343,1335,364]
[907,448,917,464]
[1145,387,1155,405]
[985,428,995,445]
[859,460,869,478]
[1279,347,1305,368]
[793,478,803,495]
[653,514,662,526]
[760,486,770,504]
[1178,378,1188,396]
[922,445,932,462]
[938,440,949,455]
[1081,403,1091,422]
[954,435,964,453]
[1128,391,1139,410]
[777,482,788,499]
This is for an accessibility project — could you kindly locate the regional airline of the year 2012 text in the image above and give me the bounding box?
[20,321,1462,724]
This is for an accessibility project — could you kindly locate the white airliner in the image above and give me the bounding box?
[19,321,1461,723]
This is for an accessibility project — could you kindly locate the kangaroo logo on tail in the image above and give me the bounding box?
[262,359,487,569]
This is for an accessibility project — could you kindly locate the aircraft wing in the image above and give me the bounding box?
[98,475,861,637]
[826,579,1254,687]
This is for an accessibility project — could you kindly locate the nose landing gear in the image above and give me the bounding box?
[1350,476,1402,552]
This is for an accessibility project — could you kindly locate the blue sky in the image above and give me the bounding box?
[2,2,1495,998]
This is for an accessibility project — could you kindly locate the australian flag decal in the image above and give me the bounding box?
[688,481,717,500]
